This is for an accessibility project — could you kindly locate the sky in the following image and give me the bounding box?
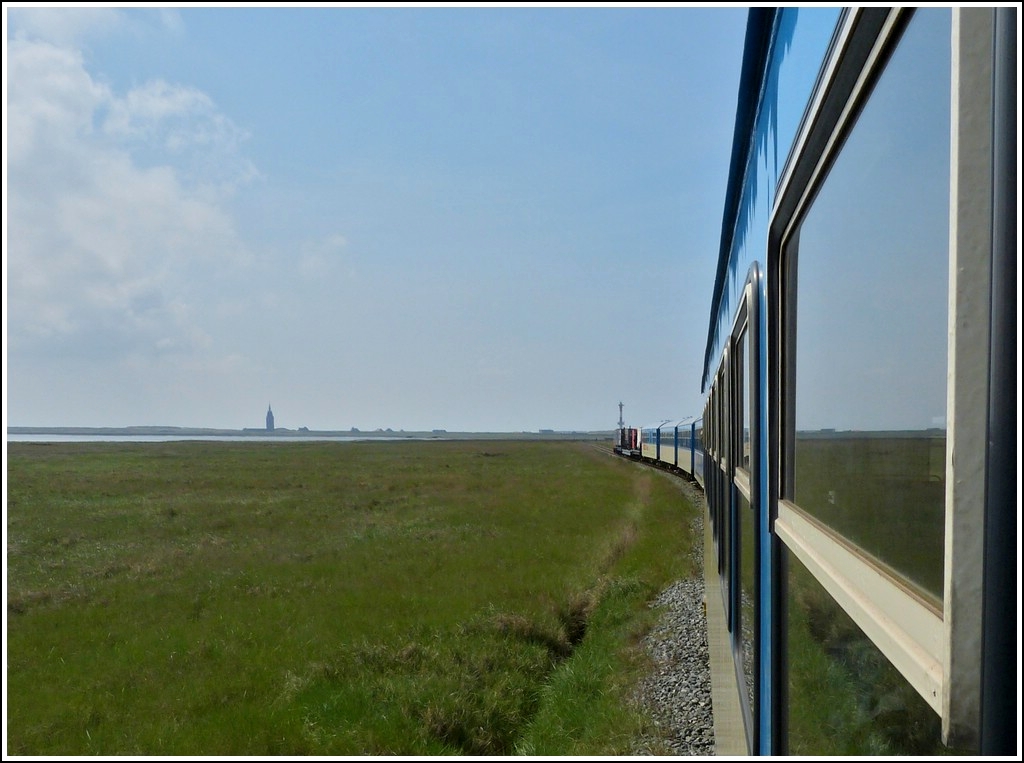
[4,3,749,433]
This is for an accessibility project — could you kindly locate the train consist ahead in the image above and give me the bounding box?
[615,419,705,489]
[616,7,1016,757]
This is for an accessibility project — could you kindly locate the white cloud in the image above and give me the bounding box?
[103,80,218,140]
[298,233,351,279]
[7,6,124,47]
[155,8,185,36]
[7,6,185,47]
[6,39,109,161]
[6,34,256,362]
[103,79,260,195]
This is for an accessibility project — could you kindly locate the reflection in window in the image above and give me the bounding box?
[719,463,731,611]
[735,326,756,737]
[738,491,756,728]
[716,383,731,622]
[738,329,750,471]
[789,9,950,601]
[693,424,704,483]
[785,553,958,754]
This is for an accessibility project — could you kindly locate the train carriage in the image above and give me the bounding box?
[658,420,678,468]
[618,6,1016,756]
[639,423,662,463]
[674,417,704,482]
[698,6,1017,756]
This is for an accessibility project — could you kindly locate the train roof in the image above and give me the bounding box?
[702,8,842,393]
[703,8,776,393]
[640,421,670,431]
[640,420,690,431]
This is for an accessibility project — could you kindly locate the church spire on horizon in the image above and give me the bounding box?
[266,403,275,432]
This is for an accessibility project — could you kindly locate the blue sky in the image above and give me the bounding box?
[5,4,748,432]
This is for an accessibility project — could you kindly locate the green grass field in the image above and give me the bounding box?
[6,439,700,755]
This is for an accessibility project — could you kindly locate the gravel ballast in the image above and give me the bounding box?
[630,478,715,756]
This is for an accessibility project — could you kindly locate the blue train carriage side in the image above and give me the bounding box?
[630,417,704,481]
[702,7,1016,756]
[665,418,686,472]
[690,418,704,489]
[639,420,686,469]
[671,415,704,481]
[673,417,704,484]
[657,420,679,470]
[639,422,661,463]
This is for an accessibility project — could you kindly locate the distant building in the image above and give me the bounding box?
[266,404,275,432]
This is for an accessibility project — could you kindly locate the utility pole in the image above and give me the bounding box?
[618,401,624,429]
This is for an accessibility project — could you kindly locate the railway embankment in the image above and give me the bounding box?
[630,475,715,755]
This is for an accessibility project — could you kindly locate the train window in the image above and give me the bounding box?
[693,422,703,485]
[786,7,950,602]
[784,553,951,755]
[731,279,759,749]
[738,490,756,728]
[739,329,750,474]
[717,363,731,621]
[772,7,958,744]
[719,365,729,474]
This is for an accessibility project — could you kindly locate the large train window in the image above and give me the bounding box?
[787,7,949,602]
[769,7,978,752]
[730,271,759,751]
[716,361,730,615]
[692,419,703,486]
